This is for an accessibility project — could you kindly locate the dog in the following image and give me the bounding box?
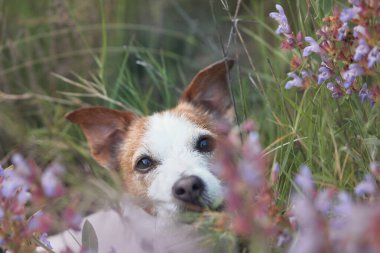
[44,59,234,252]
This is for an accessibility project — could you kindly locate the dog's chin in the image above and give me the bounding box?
[176,198,225,214]
[154,199,224,218]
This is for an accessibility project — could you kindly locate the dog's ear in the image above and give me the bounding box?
[65,107,136,170]
[180,59,234,119]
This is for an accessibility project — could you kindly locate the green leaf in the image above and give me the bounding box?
[82,220,99,253]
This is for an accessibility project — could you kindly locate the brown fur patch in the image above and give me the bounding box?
[119,117,150,198]
[170,102,216,134]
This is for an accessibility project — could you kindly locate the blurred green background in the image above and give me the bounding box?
[0,0,378,203]
[0,0,273,163]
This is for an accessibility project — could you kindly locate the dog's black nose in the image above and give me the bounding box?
[172,176,205,205]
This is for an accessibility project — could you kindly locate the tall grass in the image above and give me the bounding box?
[1,0,378,200]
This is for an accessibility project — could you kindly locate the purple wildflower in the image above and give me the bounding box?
[354,174,377,197]
[17,187,31,205]
[359,83,370,102]
[27,211,44,231]
[11,153,31,177]
[337,23,348,41]
[295,165,314,196]
[41,171,61,197]
[327,82,344,98]
[303,37,321,57]
[353,25,367,38]
[315,189,334,215]
[317,66,332,84]
[348,0,362,6]
[277,230,291,247]
[301,70,312,79]
[339,6,361,22]
[41,162,65,197]
[285,72,303,89]
[353,39,369,61]
[239,160,261,187]
[327,82,335,91]
[289,196,325,253]
[269,4,291,35]
[39,233,53,250]
[27,210,52,232]
[271,162,280,184]
[1,171,25,198]
[334,191,353,216]
[342,63,364,88]
[367,46,380,68]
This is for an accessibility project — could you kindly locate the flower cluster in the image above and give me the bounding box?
[213,121,288,245]
[0,154,82,253]
[287,162,380,253]
[213,120,380,252]
[269,1,380,106]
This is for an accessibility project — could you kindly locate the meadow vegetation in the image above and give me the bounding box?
[0,0,379,252]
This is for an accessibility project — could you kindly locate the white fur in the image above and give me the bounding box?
[137,112,223,216]
[40,198,208,253]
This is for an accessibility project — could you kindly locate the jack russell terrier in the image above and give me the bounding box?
[45,59,234,252]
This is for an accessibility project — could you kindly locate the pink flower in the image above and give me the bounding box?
[63,208,83,230]
[27,211,53,233]
[370,162,380,178]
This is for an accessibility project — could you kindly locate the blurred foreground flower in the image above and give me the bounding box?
[0,154,82,253]
[288,161,380,253]
[214,120,288,250]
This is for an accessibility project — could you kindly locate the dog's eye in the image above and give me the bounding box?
[135,156,155,173]
[195,135,214,153]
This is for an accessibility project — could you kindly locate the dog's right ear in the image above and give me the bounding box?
[180,59,234,120]
[65,107,136,170]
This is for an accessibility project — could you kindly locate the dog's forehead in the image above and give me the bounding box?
[140,111,210,157]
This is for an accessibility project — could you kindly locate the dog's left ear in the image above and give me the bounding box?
[180,59,234,120]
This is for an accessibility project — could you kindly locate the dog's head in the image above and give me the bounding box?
[66,60,234,216]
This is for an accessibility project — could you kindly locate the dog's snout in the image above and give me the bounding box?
[172,176,204,205]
